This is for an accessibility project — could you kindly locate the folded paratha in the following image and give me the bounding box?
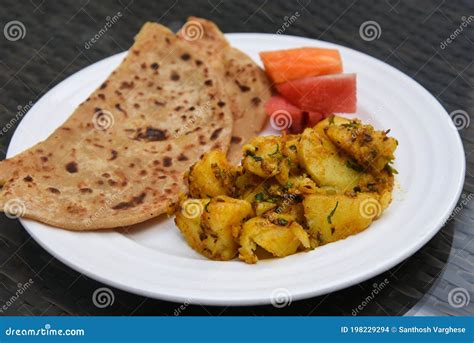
[177,17,271,164]
[0,22,233,230]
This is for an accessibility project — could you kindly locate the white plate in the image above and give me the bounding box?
[8,34,465,306]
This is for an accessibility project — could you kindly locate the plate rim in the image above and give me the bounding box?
[8,33,466,306]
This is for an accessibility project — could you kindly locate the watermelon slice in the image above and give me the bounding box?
[264,96,326,133]
[307,112,325,127]
[277,74,356,114]
[265,96,305,133]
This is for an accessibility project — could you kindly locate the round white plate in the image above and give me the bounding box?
[8,34,465,306]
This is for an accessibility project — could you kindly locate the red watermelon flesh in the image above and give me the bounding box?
[265,96,329,133]
[264,96,305,133]
[307,111,325,127]
[265,95,301,117]
[276,73,357,114]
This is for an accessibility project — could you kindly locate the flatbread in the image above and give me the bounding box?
[0,22,233,230]
[177,17,271,164]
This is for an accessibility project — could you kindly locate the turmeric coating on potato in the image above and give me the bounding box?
[175,115,398,263]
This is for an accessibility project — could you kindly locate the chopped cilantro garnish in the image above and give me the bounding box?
[346,159,364,172]
[341,121,358,129]
[289,144,297,151]
[327,201,339,224]
[254,192,264,202]
[267,197,277,203]
[245,151,263,161]
[268,144,280,157]
[385,163,398,175]
[277,218,288,226]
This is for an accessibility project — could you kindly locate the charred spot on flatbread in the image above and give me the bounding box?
[163,157,172,167]
[177,153,188,161]
[112,192,146,210]
[231,136,242,144]
[251,97,261,106]
[180,53,191,61]
[210,128,223,140]
[109,150,118,160]
[48,187,60,194]
[170,71,180,81]
[66,162,78,173]
[134,127,168,142]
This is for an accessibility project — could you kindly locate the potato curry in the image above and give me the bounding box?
[174,115,398,263]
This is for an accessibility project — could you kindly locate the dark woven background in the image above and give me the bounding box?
[0,0,472,316]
